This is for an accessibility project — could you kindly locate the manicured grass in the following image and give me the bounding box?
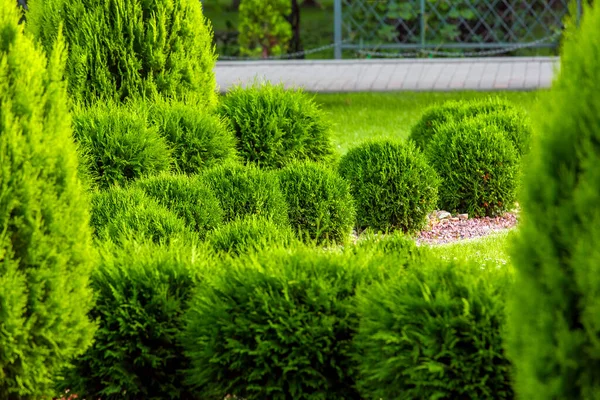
[426,230,516,269]
[315,90,543,153]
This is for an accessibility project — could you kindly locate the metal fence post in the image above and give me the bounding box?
[576,0,582,26]
[334,0,342,59]
[420,0,426,49]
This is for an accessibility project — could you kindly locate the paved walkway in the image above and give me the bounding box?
[215,57,559,93]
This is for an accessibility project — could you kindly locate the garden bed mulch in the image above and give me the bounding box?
[416,209,519,246]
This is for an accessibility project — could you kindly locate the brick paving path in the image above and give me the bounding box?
[215,57,559,93]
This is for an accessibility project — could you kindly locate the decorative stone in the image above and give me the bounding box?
[450,217,459,222]
[436,210,452,220]
[458,213,468,220]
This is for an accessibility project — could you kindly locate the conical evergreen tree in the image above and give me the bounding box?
[0,1,96,397]
[506,3,600,399]
[26,0,217,106]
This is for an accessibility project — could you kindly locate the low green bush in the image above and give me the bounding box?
[278,162,355,245]
[144,100,238,175]
[354,260,514,400]
[338,140,439,233]
[135,173,223,239]
[203,163,289,225]
[206,215,297,256]
[409,97,531,155]
[427,116,519,217]
[353,231,426,261]
[73,103,172,189]
[217,83,334,168]
[183,248,395,400]
[90,186,194,245]
[60,239,212,400]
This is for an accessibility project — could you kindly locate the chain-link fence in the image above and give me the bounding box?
[334,0,582,58]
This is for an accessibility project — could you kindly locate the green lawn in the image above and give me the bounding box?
[427,231,516,268]
[315,90,543,153]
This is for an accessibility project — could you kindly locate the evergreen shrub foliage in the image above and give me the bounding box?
[0,4,96,396]
[506,3,600,399]
[409,97,532,156]
[217,83,334,168]
[60,239,210,400]
[278,162,355,245]
[136,173,223,239]
[183,248,393,400]
[238,0,292,57]
[206,215,297,256]
[90,186,194,245]
[202,163,289,226]
[73,103,172,190]
[427,116,519,217]
[354,261,514,400]
[338,140,439,233]
[26,0,218,106]
[144,100,238,175]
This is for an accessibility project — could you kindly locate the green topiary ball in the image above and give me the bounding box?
[506,3,600,399]
[217,82,334,168]
[426,116,519,217]
[206,215,297,256]
[26,0,217,106]
[354,260,514,400]
[0,4,97,396]
[338,140,439,233]
[73,103,172,190]
[278,162,355,245]
[409,97,532,156]
[143,100,239,175]
[90,186,195,245]
[60,239,212,400]
[202,163,289,226]
[135,173,224,239]
[183,248,390,400]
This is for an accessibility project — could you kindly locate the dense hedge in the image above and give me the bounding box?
[183,248,390,400]
[90,186,195,245]
[238,0,291,57]
[218,83,334,168]
[27,0,217,106]
[278,162,355,245]
[144,100,238,175]
[203,163,289,226]
[60,239,211,400]
[136,173,223,239]
[409,97,532,156]
[206,215,297,256]
[426,116,519,217]
[73,103,172,190]
[339,140,439,233]
[506,3,600,399]
[0,4,96,396]
[355,260,514,399]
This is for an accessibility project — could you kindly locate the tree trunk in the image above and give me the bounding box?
[230,0,241,11]
[287,0,304,58]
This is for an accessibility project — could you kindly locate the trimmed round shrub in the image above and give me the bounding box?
[206,215,297,256]
[144,100,238,175]
[183,248,393,400]
[203,163,289,226]
[73,103,172,190]
[409,97,532,156]
[60,239,212,400]
[354,260,514,400]
[135,173,223,239]
[427,116,519,217]
[91,186,195,245]
[506,4,600,399]
[217,82,334,168]
[353,231,425,260]
[338,140,439,233]
[0,7,96,397]
[278,162,355,245]
[27,0,217,106]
